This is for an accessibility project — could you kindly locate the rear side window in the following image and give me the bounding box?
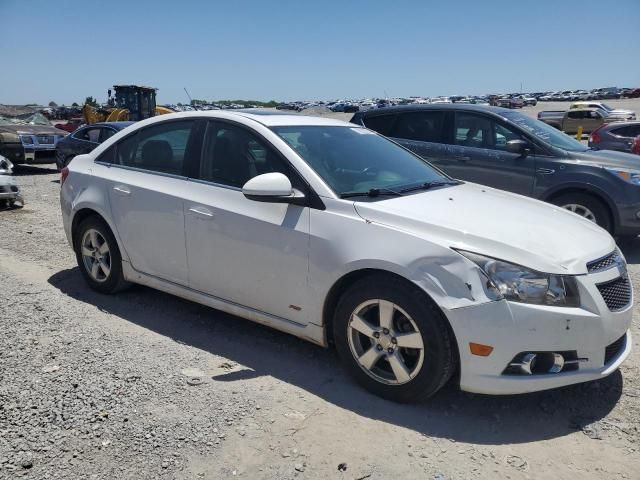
[115,120,195,175]
[362,114,397,136]
[612,125,640,137]
[390,111,445,143]
[75,127,102,143]
[99,127,117,143]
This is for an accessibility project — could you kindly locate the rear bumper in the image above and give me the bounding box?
[444,267,633,395]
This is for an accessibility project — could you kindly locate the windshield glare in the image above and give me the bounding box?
[272,126,449,196]
[502,111,588,152]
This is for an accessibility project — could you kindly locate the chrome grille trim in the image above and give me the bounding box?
[587,250,620,273]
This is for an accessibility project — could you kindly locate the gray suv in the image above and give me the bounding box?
[351,105,640,237]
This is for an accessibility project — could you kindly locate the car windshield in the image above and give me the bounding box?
[601,103,613,111]
[501,111,588,152]
[271,125,451,196]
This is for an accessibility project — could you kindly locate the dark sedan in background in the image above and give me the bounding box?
[352,104,640,237]
[589,122,640,153]
[55,121,133,170]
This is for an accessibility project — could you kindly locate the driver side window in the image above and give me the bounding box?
[198,122,291,188]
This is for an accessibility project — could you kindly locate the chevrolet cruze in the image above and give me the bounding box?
[60,111,633,402]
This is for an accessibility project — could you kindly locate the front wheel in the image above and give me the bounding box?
[551,193,612,233]
[74,216,130,294]
[333,275,456,402]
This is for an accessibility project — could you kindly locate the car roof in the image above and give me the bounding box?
[232,110,352,127]
[352,104,513,117]
[600,121,640,130]
[136,110,354,128]
[90,121,135,129]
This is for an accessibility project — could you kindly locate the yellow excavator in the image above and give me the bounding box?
[83,85,174,124]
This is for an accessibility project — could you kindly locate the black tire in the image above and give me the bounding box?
[333,274,456,403]
[74,215,130,294]
[550,192,612,233]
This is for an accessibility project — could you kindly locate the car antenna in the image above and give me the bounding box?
[184,87,193,105]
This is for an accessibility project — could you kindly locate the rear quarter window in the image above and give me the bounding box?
[95,145,116,164]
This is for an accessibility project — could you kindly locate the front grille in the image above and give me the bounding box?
[597,276,631,311]
[604,334,627,364]
[587,250,620,273]
[37,135,54,144]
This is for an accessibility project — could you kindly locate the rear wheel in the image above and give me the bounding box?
[74,216,130,294]
[551,193,612,233]
[333,275,455,402]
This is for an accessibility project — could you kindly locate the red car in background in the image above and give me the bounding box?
[53,117,84,133]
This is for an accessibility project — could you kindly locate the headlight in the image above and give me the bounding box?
[20,135,34,145]
[606,168,640,185]
[458,251,580,307]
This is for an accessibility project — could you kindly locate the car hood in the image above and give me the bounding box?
[0,124,62,135]
[570,149,640,169]
[353,183,614,275]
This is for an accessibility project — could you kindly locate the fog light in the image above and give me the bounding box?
[504,350,584,375]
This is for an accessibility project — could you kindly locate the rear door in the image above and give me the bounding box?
[383,111,450,168]
[105,119,198,285]
[445,112,536,195]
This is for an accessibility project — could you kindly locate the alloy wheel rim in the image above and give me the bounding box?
[81,229,111,283]
[562,203,597,223]
[347,299,425,385]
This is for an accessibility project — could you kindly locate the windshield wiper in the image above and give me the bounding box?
[340,187,404,199]
[399,180,461,193]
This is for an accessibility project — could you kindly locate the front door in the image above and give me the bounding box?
[106,119,197,285]
[446,112,536,195]
[183,121,310,322]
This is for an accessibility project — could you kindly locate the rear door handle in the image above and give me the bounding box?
[113,185,131,196]
[454,156,471,162]
[188,206,214,218]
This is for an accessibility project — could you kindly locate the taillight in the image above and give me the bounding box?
[589,127,603,144]
[60,166,69,186]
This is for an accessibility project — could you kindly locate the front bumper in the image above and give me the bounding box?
[445,265,633,395]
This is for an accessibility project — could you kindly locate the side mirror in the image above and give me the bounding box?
[506,139,530,157]
[242,172,306,205]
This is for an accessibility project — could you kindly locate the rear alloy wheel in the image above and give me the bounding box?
[74,216,130,294]
[334,275,455,402]
[551,193,612,233]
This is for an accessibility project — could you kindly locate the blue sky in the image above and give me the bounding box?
[2,0,639,105]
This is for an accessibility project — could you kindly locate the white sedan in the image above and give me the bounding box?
[60,111,632,402]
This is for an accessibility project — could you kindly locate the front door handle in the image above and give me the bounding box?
[113,185,131,196]
[188,206,214,218]
[454,156,471,162]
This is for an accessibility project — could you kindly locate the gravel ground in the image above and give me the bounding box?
[1,105,640,478]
